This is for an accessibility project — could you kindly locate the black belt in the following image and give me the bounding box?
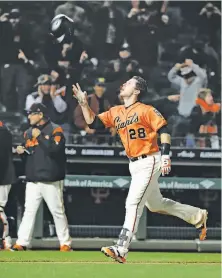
[130,154,148,162]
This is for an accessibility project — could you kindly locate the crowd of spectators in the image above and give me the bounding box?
[0,1,221,148]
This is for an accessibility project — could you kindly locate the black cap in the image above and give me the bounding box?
[95,77,106,86]
[34,74,52,87]
[26,103,47,116]
[9,8,21,19]
[120,41,130,51]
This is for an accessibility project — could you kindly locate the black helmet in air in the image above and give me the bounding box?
[50,14,74,43]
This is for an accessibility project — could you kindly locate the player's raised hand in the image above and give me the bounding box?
[161,155,171,176]
[72,83,87,106]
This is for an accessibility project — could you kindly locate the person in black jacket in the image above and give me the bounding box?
[12,103,71,251]
[0,121,16,250]
[0,8,35,112]
[92,1,125,60]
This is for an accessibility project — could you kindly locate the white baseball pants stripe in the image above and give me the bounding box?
[17,181,71,247]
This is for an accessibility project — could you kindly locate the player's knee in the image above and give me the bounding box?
[23,207,38,217]
[147,200,163,212]
[50,206,64,218]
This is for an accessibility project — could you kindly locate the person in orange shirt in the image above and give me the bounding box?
[191,88,221,148]
[72,76,208,263]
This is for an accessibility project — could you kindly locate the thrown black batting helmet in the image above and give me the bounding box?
[50,14,74,43]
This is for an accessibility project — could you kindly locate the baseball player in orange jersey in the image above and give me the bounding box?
[72,76,208,263]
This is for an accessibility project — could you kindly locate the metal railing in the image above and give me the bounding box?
[11,131,221,149]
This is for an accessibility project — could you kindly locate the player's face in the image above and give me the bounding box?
[28,113,42,126]
[120,78,138,98]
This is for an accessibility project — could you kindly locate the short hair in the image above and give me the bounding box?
[198,88,212,100]
[133,76,147,97]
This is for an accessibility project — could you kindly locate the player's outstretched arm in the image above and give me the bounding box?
[72,83,95,125]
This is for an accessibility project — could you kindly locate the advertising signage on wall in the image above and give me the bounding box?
[12,145,221,165]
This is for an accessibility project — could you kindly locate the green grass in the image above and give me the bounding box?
[0,251,221,278]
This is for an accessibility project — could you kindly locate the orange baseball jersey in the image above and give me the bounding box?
[98,102,167,158]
